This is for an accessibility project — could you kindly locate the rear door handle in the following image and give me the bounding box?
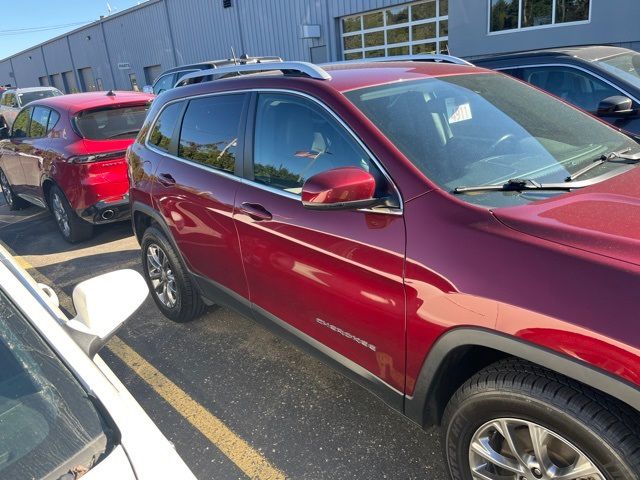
[240,202,272,221]
[158,173,176,187]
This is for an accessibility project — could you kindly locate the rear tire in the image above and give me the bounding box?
[49,185,93,243]
[0,168,28,210]
[141,225,206,322]
[442,358,640,480]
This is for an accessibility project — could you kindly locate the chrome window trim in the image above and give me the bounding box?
[496,62,640,106]
[144,88,404,215]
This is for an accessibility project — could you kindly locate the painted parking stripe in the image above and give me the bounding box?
[107,337,287,480]
[8,251,287,480]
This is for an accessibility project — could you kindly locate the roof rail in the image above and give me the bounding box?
[202,55,283,69]
[175,61,331,88]
[337,54,473,66]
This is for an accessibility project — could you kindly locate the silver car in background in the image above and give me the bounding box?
[0,86,63,132]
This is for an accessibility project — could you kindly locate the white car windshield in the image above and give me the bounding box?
[0,290,111,478]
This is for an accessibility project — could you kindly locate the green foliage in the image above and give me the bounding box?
[179,141,235,173]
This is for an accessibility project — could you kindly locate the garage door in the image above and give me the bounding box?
[341,0,449,60]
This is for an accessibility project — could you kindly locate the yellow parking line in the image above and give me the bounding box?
[107,337,287,480]
[14,255,34,270]
[8,252,287,480]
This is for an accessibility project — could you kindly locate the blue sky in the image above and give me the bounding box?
[0,0,143,59]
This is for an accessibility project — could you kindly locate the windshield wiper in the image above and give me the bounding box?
[453,178,575,194]
[106,130,140,139]
[565,148,640,182]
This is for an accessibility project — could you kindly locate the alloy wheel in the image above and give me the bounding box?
[0,171,13,207]
[146,243,178,308]
[469,418,604,480]
[51,192,70,237]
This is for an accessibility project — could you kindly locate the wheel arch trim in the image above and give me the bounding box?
[131,200,195,277]
[405,328,640,426]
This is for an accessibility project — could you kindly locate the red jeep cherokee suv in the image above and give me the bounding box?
[0,91,153,242]
[129,58,640,479]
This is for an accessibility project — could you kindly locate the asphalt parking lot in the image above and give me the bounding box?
[0,197,449,480]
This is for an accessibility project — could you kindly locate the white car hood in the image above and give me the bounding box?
[83,446,136,480]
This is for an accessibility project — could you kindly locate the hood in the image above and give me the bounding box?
[492,167,640,266]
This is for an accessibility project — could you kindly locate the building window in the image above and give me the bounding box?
[341,0,449,60]
[489,0,589,32]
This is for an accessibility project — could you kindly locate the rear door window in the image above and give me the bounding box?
[29,107,51,138]
[3,93,17,108]
[177,94,246,174]
[47,110,60,133]
[149,102,184,153]
[75,104,150,140]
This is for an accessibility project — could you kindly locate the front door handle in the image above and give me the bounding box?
[158,173,176,187]
[240,202,272,221]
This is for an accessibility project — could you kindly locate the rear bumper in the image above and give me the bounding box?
[79,195,130,224]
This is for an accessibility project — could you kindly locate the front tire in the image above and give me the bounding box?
[141,225,206,322]
[0,168,28,210]
[443,358,640,480]
[49,185,93,243]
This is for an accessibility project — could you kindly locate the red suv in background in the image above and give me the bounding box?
[0,91,153,242]
[129,58,640,479]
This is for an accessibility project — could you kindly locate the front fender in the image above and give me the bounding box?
[405,327,640,427]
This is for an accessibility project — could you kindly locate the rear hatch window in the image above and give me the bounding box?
[75,104,150,140]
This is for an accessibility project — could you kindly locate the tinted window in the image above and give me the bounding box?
[75,104,150,140]
[253,93,385,195]
[47,110,60,133]
[178,94,245,173]
[345,74,638,208]
[29,107,50,138]
[0,290,109,478]
[153,74,175,95]
[149,102,183,152]
[11,109,31,138]
[519,66,623,112]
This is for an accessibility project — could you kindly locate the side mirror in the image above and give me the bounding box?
[597,95,634,117]
[64,269,148,357]
[302,167,379,210]
[142,85,154,94]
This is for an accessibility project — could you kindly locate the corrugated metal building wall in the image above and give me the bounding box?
[1,0,638,90]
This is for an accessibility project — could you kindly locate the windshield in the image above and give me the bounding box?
[0,290,110,479]
[596,52,640,85]
[75,104,150,140]
[345,73,639,207]
[18,89,62,106]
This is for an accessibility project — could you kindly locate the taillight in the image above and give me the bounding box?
[67,150,127,164]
